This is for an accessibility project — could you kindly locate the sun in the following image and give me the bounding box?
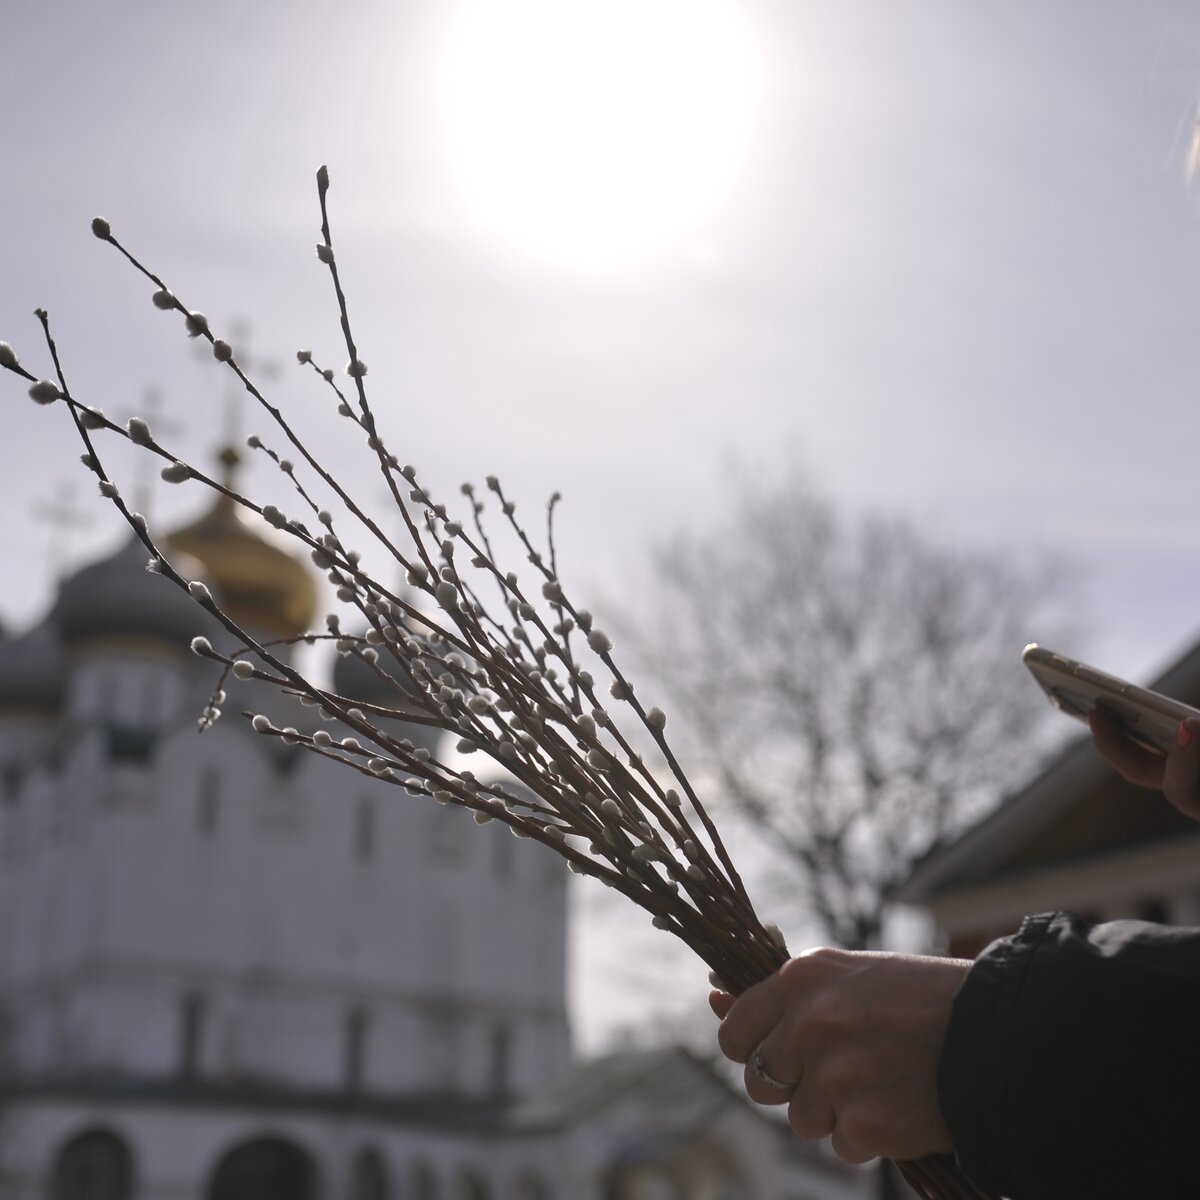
[431,0,765,276]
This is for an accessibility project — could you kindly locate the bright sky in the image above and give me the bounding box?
[5,0,1200,1050]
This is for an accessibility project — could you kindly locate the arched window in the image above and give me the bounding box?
[350,1147,389,1200]
[196,767,220,834]
[206,1135,317,1200]
[177,989,206,1079]
[410,1159,439,1200]
[354,796,376,864]
[513,1170,550,1200]
[493,818,514,879]
[601,1164,676,1200]
[343,1006,369,1093]
[48,1128,134,1200]
[487,1021,511,1097]
[456,1167,490,1200]
[430,804,466,862]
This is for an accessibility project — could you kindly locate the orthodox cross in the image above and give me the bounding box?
[119,385,184,518]
[32,481,93,582]
[210,317,281,452]
[217,444,243,490]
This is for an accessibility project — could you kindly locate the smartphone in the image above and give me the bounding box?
[1022,643,1200,756]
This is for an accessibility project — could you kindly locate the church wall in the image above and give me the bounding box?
[0,1095,575,1200]
[63,645,196,731]
[219,985,345,1087]
[0,1081,868,1200]
[0,714,58,774]
[0,697,572,1094]
[355,1002,426,1092]
[4,975,179,1080]
[64,975,176,1077]
[0,552,574,1108]
[2,730,113,991]
[3,962,569,1096]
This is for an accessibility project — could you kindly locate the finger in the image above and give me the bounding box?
[830,1121,876,1166]
[1088,709,1165,788]
[1164,718,1200,820]
[787,1079,835,1142]
[742,1032,800,1106]
[709,990,734,1019]
[716,972,787,1063]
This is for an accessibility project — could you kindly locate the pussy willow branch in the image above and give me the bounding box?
[0,174,995,1200]
[8,289,784,991]
[304,170,759,928]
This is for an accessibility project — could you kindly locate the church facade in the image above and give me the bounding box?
[0,488,863,1200]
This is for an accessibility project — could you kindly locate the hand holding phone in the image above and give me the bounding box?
[1022,643,1200,757]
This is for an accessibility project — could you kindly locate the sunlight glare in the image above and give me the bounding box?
[432,0,764,275]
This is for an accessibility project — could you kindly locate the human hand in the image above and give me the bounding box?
[1087,709,1200,821]
[710,948,970,1164]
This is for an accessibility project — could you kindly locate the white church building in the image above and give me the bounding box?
[0,476,864,1200]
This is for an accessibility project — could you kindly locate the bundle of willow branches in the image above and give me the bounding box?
[1,168,991,1200]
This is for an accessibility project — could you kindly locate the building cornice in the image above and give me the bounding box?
[921,829,1200,935]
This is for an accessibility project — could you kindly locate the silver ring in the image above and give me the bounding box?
[750,1041,795,1091]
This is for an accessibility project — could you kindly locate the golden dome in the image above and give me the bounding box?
[165,452,317,640]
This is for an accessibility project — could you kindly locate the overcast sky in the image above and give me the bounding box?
[6,0,1200,1048]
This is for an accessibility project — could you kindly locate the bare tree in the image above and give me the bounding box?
[626,468,1072,950]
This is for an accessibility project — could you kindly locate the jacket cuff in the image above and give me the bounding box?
[936,912,1056,1197]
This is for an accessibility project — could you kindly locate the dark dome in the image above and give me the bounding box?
[52,536,220,652]
[0,620,66,714]
[332,638,441,757]
[332,645,423,706]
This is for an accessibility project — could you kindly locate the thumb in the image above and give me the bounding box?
[709,989,735,1019]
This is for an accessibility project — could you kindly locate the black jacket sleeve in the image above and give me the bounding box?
[936,911,1200,1199]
